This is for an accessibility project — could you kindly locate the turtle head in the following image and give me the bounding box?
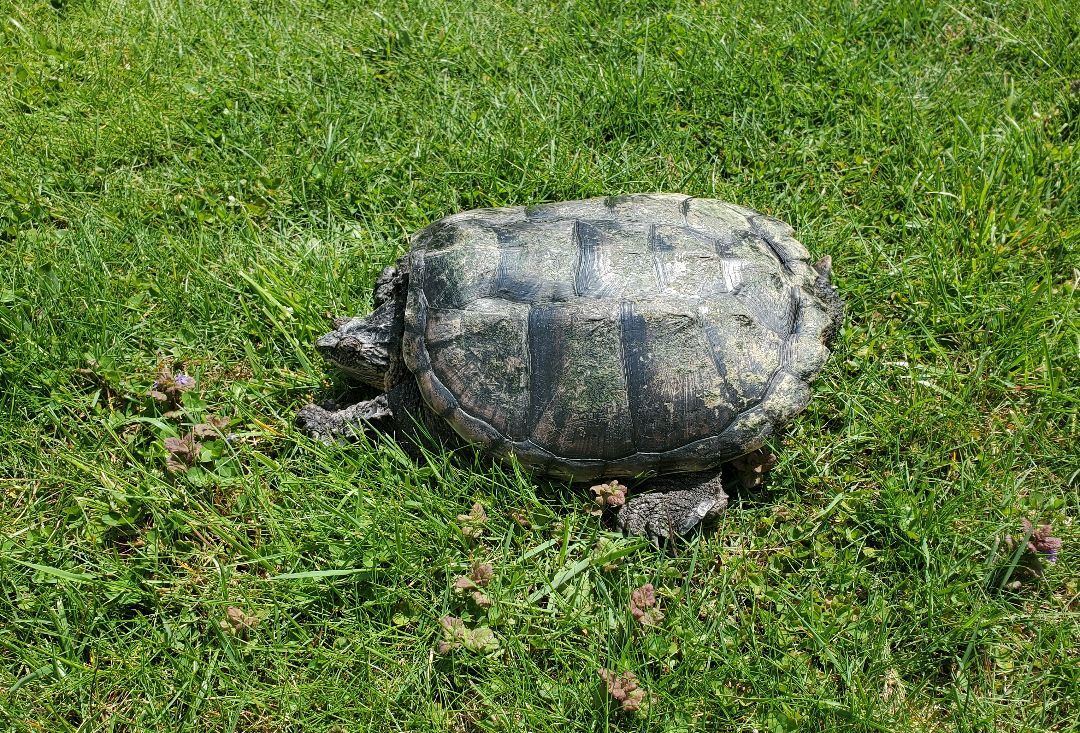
[316,307,405,392]
[317,304,406,393]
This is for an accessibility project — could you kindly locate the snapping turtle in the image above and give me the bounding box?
[298,194,842,541]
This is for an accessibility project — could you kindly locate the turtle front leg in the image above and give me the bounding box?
[296,377,440,445]
[296,394,391,442]
[615,469,728,545]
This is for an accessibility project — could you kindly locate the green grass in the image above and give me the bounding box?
[1,0,1077,730]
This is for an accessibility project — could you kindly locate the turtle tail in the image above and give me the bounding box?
[812,256,844,348]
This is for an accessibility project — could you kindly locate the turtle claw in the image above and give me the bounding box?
[295,403,346,443]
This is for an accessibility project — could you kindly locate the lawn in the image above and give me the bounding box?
[1,0,1077,730]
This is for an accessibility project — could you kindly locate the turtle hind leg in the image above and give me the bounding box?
[612,449,776,544]
[615,469,728,545]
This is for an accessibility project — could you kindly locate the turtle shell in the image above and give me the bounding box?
[403,194,835,481]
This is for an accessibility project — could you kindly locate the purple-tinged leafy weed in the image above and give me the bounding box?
[163,433,202,474]
[598,668,648,713]
[630,583,665,627]
[457,502,488,541]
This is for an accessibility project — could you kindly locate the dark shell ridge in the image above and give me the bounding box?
[403,194,833,481]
